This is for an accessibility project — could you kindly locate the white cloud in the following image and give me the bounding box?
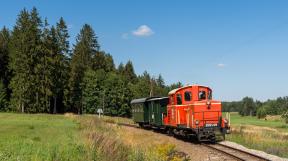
[132,25,154,37]
[217,63,226,68]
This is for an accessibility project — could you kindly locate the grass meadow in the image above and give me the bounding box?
[0,113,185,161]
[225,112,288,158]
[0,113,86,161]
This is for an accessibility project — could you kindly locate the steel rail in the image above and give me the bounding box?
[202,143,271,161]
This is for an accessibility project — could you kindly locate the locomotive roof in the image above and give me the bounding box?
[168,85,210,95]
[130,97,160,104]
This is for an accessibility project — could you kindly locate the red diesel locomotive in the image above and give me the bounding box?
[131,85,230,142]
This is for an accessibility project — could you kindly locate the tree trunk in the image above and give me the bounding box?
[53,96,57,114]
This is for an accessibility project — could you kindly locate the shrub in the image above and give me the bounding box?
[257,107,267,119]
[281,111,288,124]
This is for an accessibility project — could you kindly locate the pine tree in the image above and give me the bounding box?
[130,71,151,98]
[0,27,10,106]
[156,74,165,88]
[104,53,115,72]
[0,81,7,111]
[91,51,106,71]
[40,18,53,113]
[123,60,137,83]
[9,9,33,112]
[56,17,70,57]
[68,24,99,113]
[29,7,46,112]
[82,69,105,114]
[117,63,125,74]
[9,8,44,112]
[91,51,115,72]
[48,17,70,113]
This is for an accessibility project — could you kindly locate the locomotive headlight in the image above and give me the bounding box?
[195,120,199,125]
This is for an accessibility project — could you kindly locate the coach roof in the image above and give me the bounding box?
[147,97,168,102]
[130,97,160,104]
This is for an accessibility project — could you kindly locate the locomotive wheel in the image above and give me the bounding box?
[167,128,173,136]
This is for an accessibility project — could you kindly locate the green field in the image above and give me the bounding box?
[226,112,288,131]
[0,113,86,161]
[225,112,288,158]
[0,113,184,161]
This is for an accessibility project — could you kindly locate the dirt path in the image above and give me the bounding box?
[113,125,236,161]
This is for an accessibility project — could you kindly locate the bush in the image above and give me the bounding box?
[281,111,288,124]
[257,107,267,119]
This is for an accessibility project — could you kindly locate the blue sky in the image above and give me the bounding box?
[1,0,288,101]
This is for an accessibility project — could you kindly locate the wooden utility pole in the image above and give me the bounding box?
[102,89,105,115]
[150,79,153,97]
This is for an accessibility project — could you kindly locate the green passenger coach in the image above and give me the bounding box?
[131,97,169,127]
[131,97,150,126]
[146,97,168,126]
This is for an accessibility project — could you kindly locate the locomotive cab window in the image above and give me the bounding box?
[184,91,192,101]
[198,91,206,100]
[176,94,182,105]
[208,90,212,100]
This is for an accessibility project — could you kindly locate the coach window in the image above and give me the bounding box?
[199,91,206,100]
[176,94,182,105]
[184,91,191,101]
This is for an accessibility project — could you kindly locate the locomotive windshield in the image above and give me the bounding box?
[198,91,206,100]
[198,88,212,100]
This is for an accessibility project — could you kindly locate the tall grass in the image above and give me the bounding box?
[78,115,188,161]
[225,113,288,158]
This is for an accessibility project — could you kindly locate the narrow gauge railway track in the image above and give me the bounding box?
[113,122,271,161]
[202,143,271,161]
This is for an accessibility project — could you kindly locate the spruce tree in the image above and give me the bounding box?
[0,27,10,106]
[9,8,44,112]
[82,69,105,114]
[104,53,115,72]
[41,18,53,113]
[29,7,46,112]
[9,9,33,112]
[68,24,99,113]
[0,81,7,111]
[123,60,137,83]
[117,63,125,74]
[49,18,70,113]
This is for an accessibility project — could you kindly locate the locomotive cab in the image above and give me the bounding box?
[164,85,229,141]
